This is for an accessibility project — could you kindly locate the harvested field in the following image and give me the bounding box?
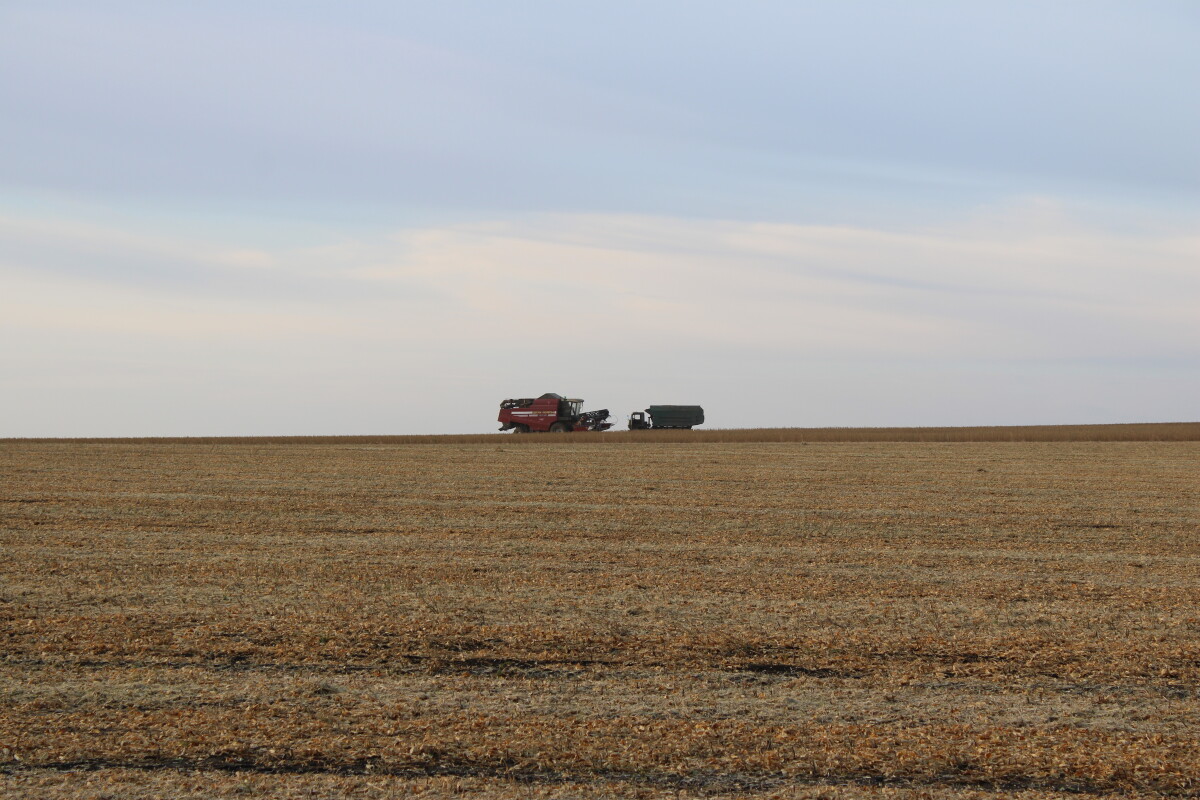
[2,438,1199,798]
[14,420,1200,445]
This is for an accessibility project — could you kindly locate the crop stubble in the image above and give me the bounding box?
[2,439,1199,798]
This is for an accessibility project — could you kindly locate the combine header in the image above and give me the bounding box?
[498,393,613,433]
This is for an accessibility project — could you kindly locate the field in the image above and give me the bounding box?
[3,430,1200,798]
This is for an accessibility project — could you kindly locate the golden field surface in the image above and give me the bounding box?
[2,436,1199,798]
[26,420,1200,444]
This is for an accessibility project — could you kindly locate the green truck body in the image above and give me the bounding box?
[629,405,705,430]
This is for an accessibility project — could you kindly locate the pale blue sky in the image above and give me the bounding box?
[2,2,1198,434]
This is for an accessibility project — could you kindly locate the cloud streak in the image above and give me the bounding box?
[3,202,1197,434]
[6,204,1197,353]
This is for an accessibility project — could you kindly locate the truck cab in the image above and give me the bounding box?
[628,411,651,430]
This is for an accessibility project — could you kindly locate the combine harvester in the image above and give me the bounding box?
[497,393,613,433]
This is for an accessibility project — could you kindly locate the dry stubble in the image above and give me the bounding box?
[2,440,1199,798]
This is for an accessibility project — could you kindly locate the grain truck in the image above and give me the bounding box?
[627,405,705,430]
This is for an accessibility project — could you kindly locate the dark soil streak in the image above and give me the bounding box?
[734,662,861,678]
[1,654,613,679]
[1,756,1183,797]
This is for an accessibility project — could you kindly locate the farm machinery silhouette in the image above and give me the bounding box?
[498,394,703,433]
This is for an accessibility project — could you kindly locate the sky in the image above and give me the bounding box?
[2,1,1198,436]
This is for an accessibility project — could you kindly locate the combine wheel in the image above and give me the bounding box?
[512,424,530,434]
[549,422,570,433]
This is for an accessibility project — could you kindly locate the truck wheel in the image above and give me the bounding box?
[549,422,570,433]
[512,424,530,434]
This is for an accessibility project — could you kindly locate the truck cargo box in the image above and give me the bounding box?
[646,405,704,429]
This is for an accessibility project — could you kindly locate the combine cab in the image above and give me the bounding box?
[628,405,705,430]
[498,393,613,433]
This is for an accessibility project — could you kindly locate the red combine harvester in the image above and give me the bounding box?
[498,393,613,433]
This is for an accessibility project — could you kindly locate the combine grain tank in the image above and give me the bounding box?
[628,405,705,430]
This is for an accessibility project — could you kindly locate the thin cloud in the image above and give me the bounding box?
[3,201,1197,435]
[4,203,1197,358]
